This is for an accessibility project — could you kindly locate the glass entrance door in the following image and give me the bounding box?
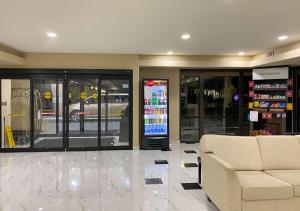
[32,78,64,149]
[201,76,239,135]
[180,72,243,143]
[180,76,200,143]
[1,72,132,152]
[100,77,131,148]
[67,77,99,149]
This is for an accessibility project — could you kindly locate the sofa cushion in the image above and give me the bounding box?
[237,171,293,201]
[200,135,263,170]
[257,136,300,170]
[265,170,300,197]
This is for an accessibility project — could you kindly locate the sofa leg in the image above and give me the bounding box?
[206,195,212,202]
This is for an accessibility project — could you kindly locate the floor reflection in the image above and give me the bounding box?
[0,143,218,211]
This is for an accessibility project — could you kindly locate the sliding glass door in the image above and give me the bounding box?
[180,71,248,143]
[100,77,131,148]
[180,76,200,143]
[32,78,64,149]
[0,71,132,152]
[67,76,99,149]
[201,76,239,135]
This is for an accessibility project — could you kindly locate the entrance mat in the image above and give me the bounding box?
[145,178,163,185]
[154,160,168,164]
[183,163,198,168]
[184,142,197,144]
[184,150,197,154]
[181,183,202,190]
[34,137,114,148]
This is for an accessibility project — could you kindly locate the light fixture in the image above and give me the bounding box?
[181,34,191,40]
[46,32,57,38]
[167,51,173,55]
[239,52,245,56]
[278,35,288,41]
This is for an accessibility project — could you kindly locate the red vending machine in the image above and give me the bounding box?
[141,79,170,150]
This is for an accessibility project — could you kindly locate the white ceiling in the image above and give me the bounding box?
[0,0,300,55]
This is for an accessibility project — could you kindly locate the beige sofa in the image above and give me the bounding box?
[200,135,300,211]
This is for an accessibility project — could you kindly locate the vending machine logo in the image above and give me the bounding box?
[145,80,154,86]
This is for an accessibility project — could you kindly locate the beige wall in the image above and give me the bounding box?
[139,67,180,141]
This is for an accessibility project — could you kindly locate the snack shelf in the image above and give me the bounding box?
[253,88,288,91]
[253,99,286,102]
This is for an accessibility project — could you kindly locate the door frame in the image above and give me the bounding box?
[100,75,133,150]
[65,74,101,151]
[31,75,66,152]
[0,69,133,152]
[179,69,251,143]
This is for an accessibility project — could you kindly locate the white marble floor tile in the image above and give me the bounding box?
[0,142,219,211]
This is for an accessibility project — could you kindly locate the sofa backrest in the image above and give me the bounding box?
[200,135,263,170]
[257,136,300,170]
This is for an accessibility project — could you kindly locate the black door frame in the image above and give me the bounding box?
[179,69,251,143]
[66,74,101,151]
[0,69,133,152]
[31,74,66,152]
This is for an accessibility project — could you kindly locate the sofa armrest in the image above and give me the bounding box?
[201,152,241,211]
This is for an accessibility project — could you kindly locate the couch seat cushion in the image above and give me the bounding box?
[265,170,300,197]
[237,171,293,201]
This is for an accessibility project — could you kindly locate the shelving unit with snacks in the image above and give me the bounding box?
[249,78,293,136]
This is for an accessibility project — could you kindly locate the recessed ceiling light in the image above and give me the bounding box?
[46,32,57,38]
[278,35,288,41]
[167,51,173,55]
[181,34,191,40]
[239,52,245,56]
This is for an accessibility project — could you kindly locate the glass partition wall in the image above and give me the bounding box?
[1,79,31,149]
[0,71,132,152]
[180,70,250,143]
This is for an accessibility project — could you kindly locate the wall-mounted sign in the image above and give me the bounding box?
[249,91,255,97]
[262,112,272,120]
[253,67,289,80]
[92,93,98,99]
[286,103,293,111]
[232,94,239,102]
[286,90,293,97]
[80,92,87,99]
[287,79,293,86]
[250,111,258,122]
[248,102,253,109]
[249,81,255,88]
[262,112,268,119]
[267,113,272,119]
[44,91,52,99]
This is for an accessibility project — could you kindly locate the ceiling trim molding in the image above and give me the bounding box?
[0,50,25,66]
[139,55,252,68]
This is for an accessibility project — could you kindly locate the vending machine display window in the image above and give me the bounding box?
[141,79,169,150]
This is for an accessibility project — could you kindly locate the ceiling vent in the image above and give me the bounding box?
[266,50,275,57]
